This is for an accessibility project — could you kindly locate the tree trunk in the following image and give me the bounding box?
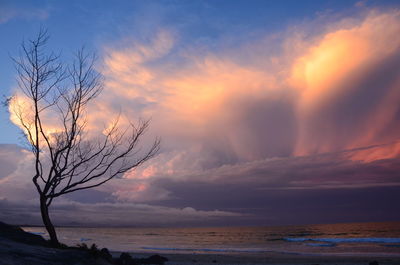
[40,196,59,246]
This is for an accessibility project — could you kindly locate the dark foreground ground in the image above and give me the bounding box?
[0,221,109,265]
[1,221,400,265]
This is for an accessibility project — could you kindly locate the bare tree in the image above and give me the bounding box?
[9,30,160,246]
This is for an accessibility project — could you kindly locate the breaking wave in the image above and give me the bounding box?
[284,237,400,243]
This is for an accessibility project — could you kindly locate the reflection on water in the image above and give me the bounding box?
[23,221,400,256]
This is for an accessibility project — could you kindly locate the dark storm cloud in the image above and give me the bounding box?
[1,133,400,226]
[149,152,400,225]
[0,198,242,227]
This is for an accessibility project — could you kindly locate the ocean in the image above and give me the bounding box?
[22,222,400,256]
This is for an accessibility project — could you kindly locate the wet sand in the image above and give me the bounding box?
[113,251,400,265]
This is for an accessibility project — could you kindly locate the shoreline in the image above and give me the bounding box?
[3,221,400,265]
[2,221,400,265]
[109,246,400,257]
[109,251,400,265]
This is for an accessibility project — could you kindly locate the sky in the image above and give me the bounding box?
[1,0,400,227]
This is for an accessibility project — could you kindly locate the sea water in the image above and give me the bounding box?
[22,222,400,256]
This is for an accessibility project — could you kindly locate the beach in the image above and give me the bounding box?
[2,221,400,265]
[107,250,400,265]
[5,221,398,265]
[22,222,400,255]
[2,235,400,265]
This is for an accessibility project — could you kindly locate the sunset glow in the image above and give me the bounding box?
[1,0,400,227]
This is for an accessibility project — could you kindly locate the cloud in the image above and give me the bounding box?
[0,3,48,24]
[82,9,400,213]
[84,8,400,177]
[1,141,400,226]
[153,144,400,191]
[292,10,400,155]
[5,8,400,225]
[11,9,400,169]
[0,198,242,227]
[0,144,25,180]
[0,144,244,226]
[0,144,36,202]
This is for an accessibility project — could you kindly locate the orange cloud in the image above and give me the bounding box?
[8,93,70,145]
[291,11,400,104]
[10,9,400,198]
[292,10,400,156]
[91,9,400,173]
[162,57,278,126]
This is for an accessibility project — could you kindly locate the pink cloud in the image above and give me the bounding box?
[8,9,400,205]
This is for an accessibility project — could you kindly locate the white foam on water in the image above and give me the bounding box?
[306,243,336,247]
[26,231,46,236]
[284,237,400,243]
